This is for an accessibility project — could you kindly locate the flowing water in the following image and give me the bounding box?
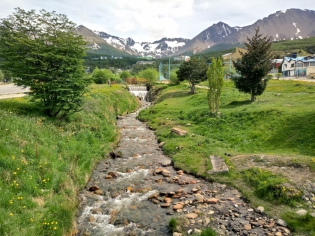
[127,85,147,100]
[76,89,291,236]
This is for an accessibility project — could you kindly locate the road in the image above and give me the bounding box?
[0,83,29,99]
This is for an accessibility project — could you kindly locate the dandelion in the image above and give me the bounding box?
[12,156,15,159]
[13,172,17,175]
[53,227,57,230]
[9,213,13,216]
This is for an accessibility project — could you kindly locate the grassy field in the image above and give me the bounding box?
[0,84,138,236]
[138,80,315,235]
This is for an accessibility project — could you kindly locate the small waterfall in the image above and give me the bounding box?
[128,85,148,100]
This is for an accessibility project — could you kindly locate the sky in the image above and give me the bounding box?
[0,0,314,42]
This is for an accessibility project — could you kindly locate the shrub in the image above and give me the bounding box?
[241,168,303,205]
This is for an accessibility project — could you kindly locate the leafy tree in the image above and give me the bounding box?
[120,70,131,80]
[232,28,273,102]
[207,58,224,114]
[92,67,113,84]
[0,70,4,82]
[176,57,208,93]
[138,68,158,83]
[0,8,89,118]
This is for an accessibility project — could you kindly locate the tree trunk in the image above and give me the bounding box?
[190,83,195,93]
[251,92,255,102]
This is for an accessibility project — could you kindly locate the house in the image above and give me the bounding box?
[222,47,247,61]
[282,56,315,77]
[173,56,190,62]
[136,61,155,65]
[271,59,283,73]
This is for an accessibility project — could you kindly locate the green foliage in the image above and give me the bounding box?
[271,36,315,55]
[241,168,303,205]
[197,227,218,236]
[170,70,180,85]
[0,70,4,81]
[176,57,208,93]
[0,8,90,118]
[232,28,273,102]
[138,68,158,83]
[120,70,131,80]
[92,67,114,84]
[282,211,315,235]
[207,58,224,114]
[275,73,282,80]
[0,84,138,235]
[132,62,158,75]
[168,217,178,233]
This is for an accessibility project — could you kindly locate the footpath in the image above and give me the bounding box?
[76,101,291,236]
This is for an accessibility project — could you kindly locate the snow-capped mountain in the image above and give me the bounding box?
[95,31,189,58]
[174,9,315,55]
[76,8,315,58]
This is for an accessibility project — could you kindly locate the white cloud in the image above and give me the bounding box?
[115,21,135,33]
[0,0,314,42]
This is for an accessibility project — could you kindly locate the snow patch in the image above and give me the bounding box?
[293,22,297,27]
[298,36,303,39]
[296,28,300,35]
[276,34,278,38]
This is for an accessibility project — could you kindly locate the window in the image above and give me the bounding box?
[310,62,315,66]
[291,63,295,68]
[304,62,309,67]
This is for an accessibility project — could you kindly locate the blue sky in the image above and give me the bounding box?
[0,0,314,42]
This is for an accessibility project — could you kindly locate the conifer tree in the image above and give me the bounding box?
[207,58,224,114]
[232,28,273,102]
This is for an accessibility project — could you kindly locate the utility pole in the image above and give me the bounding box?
[169,57,171,80]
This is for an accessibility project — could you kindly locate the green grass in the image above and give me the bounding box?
[138,80,315,234]
[0,84,138,235]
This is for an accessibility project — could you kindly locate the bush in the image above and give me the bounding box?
[241,168,303,205]
[168,217,178,233]
[199,227,218,236]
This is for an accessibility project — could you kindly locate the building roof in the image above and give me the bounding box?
[283,56,315,63]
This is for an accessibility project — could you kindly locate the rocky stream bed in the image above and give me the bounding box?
[75,100,293,236]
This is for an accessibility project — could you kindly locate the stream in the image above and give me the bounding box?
[76,88,292,236]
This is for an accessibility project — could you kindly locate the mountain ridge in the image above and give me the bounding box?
[76,8,315,58]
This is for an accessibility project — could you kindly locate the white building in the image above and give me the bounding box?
[282,56,315,77]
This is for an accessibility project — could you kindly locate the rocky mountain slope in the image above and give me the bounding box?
[176,8,315,55]
[76,8,315,58]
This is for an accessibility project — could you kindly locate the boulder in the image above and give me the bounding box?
[277,219,287,227]
[162,169,171,177]
[94,189,103,195]
[205,198,219,204]
[295,209,307,216]
[256,206,264,213]
[108,172,118,178]
[88,185,99,191]
[185,213,198,219]
[173,204,184,210]
[171,127,188,136]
